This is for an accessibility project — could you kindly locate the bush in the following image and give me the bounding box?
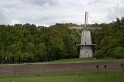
[112,47,124,58]
[94,49,106,58]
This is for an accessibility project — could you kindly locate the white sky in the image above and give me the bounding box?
[0,0,124,26]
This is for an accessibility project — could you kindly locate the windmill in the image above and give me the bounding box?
[69,12,101,58]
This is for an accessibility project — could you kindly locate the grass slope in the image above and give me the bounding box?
[45,58,124,64]
[0,58,124,82]
[0,73,124,82]
[0,58,124,66]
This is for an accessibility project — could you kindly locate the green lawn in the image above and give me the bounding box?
[44,58,124,64]
[0,58,124,66]
[0,58,124,82]
[0,72,124,82]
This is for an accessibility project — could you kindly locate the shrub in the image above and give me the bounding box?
[112,47,124,58]
[94,49,105,58]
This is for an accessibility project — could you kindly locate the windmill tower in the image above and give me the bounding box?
[69,12,101,58]
[78,12,95,58]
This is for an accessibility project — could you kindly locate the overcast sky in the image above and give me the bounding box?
[0,0,124,26]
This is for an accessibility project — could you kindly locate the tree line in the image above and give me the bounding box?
[93,17,124,58]
[0,23,79,63]
[0,17,124,64]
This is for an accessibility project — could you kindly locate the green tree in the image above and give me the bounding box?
[112,47,124,58]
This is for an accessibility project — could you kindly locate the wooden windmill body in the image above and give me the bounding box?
[69,12,101,58]
[78,12,95,58]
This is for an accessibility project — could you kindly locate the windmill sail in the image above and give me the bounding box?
[79,12,95,58]
[68,11,101,58]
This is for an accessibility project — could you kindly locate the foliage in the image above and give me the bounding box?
[92,17,124,58]
[0,23,79,63]
[0,17,124,63]
[112,47,124,58]
[94,49,105,58]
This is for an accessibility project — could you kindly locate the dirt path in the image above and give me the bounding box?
[0,61,123,73]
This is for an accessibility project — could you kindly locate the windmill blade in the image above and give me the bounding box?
[68,27,83,29]
[68,27,81,35]
[68,27,102,30]
[85,11,88,28]
[87,27,102,30]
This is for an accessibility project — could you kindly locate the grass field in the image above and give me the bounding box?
[45,58,124,64]
[0,71,124,82]
[0,58,124,66]
[0,58,124,82]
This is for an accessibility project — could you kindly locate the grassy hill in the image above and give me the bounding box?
[0,58,124,66]
[0,58,124,82]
